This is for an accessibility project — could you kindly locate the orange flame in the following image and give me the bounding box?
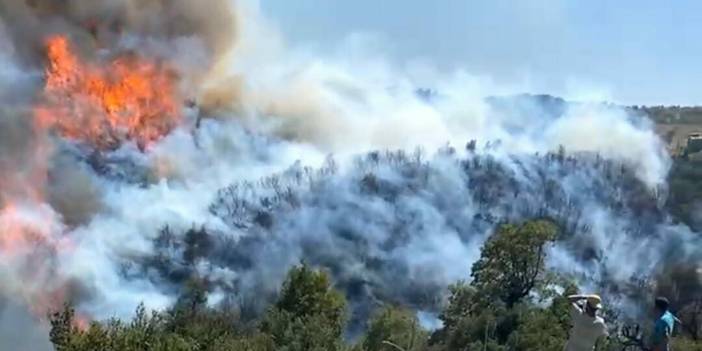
[72,313,91,332]
[0,34,169,324]
[35,35,181,149]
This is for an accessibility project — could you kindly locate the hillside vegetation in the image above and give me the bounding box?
[50,218,701,350]
[45,100,702,351]
[632,106,702,125]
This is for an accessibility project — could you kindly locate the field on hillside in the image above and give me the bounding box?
[655,124,702,155]
[633,106,702,155]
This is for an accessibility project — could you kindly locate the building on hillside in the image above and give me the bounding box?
[686,132,702,156]
[688,132,702,151]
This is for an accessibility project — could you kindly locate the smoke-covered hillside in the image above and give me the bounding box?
[129,140,699,334]
[0,1,700,350]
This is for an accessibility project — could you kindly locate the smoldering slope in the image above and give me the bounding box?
[0,0,698,347]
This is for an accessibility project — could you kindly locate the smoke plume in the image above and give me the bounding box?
[0,0,698,347]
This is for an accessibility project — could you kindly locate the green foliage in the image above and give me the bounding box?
[506,292,572,351]
[633,105,702,125]
[435,282,476,336]
[361,306,428,351]
[49,299,268,351]
[673,337,702,351]
[51,303,187,351]
[470,219,558,307]
[271,263,347,334]
[260,263,348,351]
[432,288,578,351]
[49,303,82,351]
[667,158,702,231]
[431,219,565,351]
[47,218,702,351]
[260,308,344,351]
[48,265,346,351]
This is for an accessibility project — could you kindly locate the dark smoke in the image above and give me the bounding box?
[0,0,236,62]
[0,0,240,115]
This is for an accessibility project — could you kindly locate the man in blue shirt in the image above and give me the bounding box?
[650,297,675,351]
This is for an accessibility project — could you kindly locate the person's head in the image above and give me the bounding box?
[654,297,670,315]
[586,295,602,317]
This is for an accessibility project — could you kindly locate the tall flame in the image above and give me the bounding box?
[0,33,183,325]
[34,35,181,149]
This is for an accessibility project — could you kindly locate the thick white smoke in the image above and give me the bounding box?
[0,0,695,346]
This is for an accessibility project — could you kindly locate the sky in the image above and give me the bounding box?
[260,0,702,106]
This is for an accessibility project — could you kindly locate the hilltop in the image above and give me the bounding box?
[481,93,702,156]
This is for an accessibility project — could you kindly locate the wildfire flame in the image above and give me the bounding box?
[34,35,181,150]
[0,34,178,322]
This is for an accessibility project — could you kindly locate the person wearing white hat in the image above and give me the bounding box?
[564,294,608,351]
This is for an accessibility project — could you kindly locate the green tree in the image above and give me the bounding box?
[431,219,562,351]
[471,219,558,307]
[49,303,82,351]
[47,285,266,351]
[361,306,428,351]
[260,263,348,351]
[49,303,195,351]
[506,288,575,351]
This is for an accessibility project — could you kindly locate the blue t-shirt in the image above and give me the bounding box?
[651,311,675,349]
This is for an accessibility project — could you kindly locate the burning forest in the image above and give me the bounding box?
[35,35,181,150]
[0,0,700,350]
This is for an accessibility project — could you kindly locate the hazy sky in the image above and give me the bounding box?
[260,0,701,105]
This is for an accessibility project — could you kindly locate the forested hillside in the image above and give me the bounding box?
[48,147,702,351]
[49,220,702,351]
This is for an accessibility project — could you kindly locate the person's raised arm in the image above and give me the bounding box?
[567,294,587,304]
[567,294,587,315]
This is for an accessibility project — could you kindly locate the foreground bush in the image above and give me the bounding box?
[361,306,428,351]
